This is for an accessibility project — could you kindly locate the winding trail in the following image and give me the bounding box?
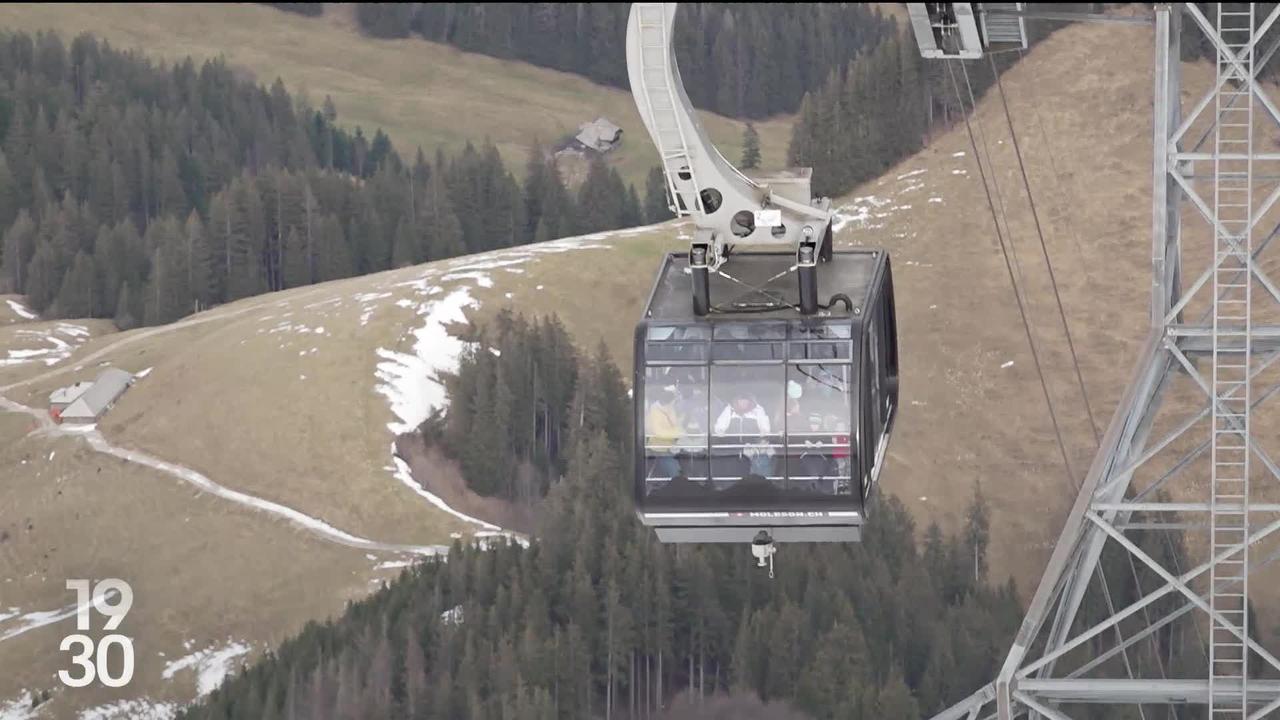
[0,287,455,598]
[0,394,447,559]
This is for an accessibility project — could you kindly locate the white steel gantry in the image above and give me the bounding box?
[908,3,1280,719]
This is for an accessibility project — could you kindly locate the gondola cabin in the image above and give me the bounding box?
[634,250,899,543]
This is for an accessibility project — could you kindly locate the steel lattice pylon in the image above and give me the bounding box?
[911,3,1280,719]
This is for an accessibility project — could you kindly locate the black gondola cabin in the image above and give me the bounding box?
[634,250,899,543]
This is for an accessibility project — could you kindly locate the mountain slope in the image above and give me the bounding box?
[8,13,1280,718]
[0,2,792,189]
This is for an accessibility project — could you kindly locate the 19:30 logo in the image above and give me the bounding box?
[59,579,134,688]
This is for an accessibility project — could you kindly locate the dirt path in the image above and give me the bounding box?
[0,287,460,572]
[0,394,448,564]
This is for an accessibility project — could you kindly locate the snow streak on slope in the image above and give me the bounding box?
[0,691,35,720]
[162,640,253,697]
[373,233,615,432]
[0,394,446,561]
[78,700,177,720]
[1,324,91,367]
[375,283,476,435]
[4,299,36,320]
[0,586,120,643]
[372,233,618,538]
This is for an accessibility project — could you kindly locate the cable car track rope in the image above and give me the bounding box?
[948,59,1152,706]
[946,58,1078,489]
[998,48,1199,680]
[989,54,1102,445]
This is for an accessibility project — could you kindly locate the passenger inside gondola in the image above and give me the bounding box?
[713,390,777,481]
[646,385,685,480]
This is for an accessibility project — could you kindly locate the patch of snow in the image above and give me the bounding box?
[376,559,414,571]
[395,298,415,309]
[441,271,494,288]
[911,400,927,406]
[0,692,35,720]
[441,605,464,625]
[0,586,120,643]
[1001,361,1015,369]
[896,168,928,180]
[389,453,502,533]
[920,496,929,502]
[299,374,307,380]
[79,699,177,720]
[1,327,85,368]
[930,304,938,310]
[55,323,89,338]
[261,321,326,336]
[504,292,514,300]
[136,367,153,378]
[536,284,545,290]
[489,347,501,357]
[303,296,343,310]
[162,640,252,697]
[48,451,54,461]
[4,299,36,320]
[894,205,913,211]
[928,197,943,204]
[354,292,392,303]
[951,151,966,157]
[0,390,453,557]
[951,169,968,176]
[375,285,477,435]
[832,195,893,232]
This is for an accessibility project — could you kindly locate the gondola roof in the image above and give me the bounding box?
[642,250,885,323]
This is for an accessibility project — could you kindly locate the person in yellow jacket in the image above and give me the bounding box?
[647,385,686,479]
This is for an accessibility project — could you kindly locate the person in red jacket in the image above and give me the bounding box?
[830,418,851,495]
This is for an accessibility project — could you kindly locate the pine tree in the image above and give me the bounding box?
[740,122,761,169]
[964,481,991,582]
[144,216,191,326]
[390,215,418,268]
[576,156,624,234]
[114,280,139,330]
[643,166,671,225]
[621,184,642,228]
[424,161,464,260]
[23,235,63,313]
[315,214,354,282]
[0,150,17,233]
[283,226,309,289]
[403,624,428,720]
[185,211,214,312]
[55,250,96,318]
[1,210,36,293]
[874,669,920,718]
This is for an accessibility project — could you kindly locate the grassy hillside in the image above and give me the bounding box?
[8,12,1280,718]
[0,2,792,189]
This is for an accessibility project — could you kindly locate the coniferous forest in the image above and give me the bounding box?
[0,31,656,329]
[354,4,897,120]
[182,316,1208,720]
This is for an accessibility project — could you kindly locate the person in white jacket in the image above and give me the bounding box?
[714,393,775,478]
